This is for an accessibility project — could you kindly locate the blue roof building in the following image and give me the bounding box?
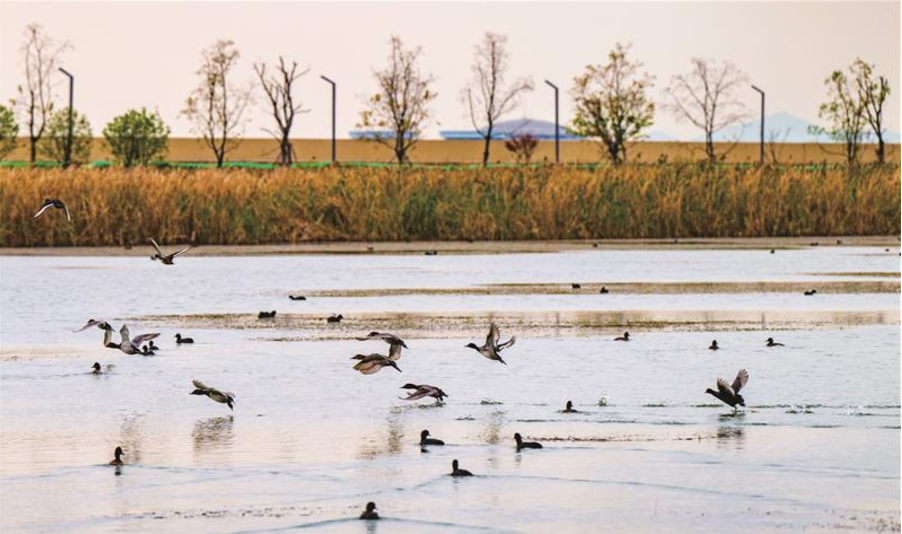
[439,118,581,140]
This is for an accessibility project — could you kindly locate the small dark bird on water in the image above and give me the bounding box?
[175,333,194,344]
[563,400,578,413]
[148,340,160,351]
[804,290,817,296]
[425,250,438,256]
[359,502,379,520]
[34,198,71,222]
[140,345,155,356]
[420,430,445,446]
[450,459,472,477]
[599,286,609,294]
[571,283,581,289]
[705,369,749,409]
[514,433,543,451]
[770,249,775,254]
[766,337,784,347]
[709,340,719,351]
[92,362,102,374]
[109,446,124,466]
[327,314,343,323]
[258,311,276,319]
[614,332,630,341]
[289,295,307,301]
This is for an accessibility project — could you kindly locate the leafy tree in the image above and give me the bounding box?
[851,58,890,164]
[103,108,170,166]
[570,43,654,164]
[463,32,533,166]
[809,69,866,165]
[358,36,436,164]
[0,104,19,160]
[182,39,252,167]
[40,107,92,165]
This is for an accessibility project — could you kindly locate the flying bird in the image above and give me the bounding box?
[190,379,235,410]
[400,383,448,403]
[34,198,70,222]
[150,238,192,265]
[117,325,160,355]
[465,323,516,365]
[351,354,401,375]
[73,319,112,333]
[357,331,408,360]
[705,369,749,409]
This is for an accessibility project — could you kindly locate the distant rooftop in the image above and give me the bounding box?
[439,119,581,140]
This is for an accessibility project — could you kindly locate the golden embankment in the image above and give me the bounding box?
[1,164,899,247]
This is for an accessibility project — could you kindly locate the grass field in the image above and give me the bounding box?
[0,164,898,247]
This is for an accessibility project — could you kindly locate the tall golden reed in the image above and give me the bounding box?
[0,164,898,246]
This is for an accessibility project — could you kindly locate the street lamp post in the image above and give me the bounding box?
[544,80,559,164]
[320,75,337,164]
[59,67,74,168]
[751,85,765,165]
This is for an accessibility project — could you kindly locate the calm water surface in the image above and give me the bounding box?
[1,247,899,533]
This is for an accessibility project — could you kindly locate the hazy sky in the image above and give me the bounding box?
[1,1,899,139]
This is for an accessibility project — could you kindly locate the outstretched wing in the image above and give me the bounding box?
[731,369,749,394]
[149,238,164,256]
[171,246,192,258]
[131,333,160,345]
[402,389,430,401]
[34,202,53,219]
[192,379,209,391]
[486,323,500,347]
[61,201,71,222]
[388,343,403,361]
[74,319,104,333]
[354,360,384,375]
[497,336,516,351]
[120,325,131,342]
[716,378,735,397]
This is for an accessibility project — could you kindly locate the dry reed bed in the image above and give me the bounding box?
[0,165,899,246]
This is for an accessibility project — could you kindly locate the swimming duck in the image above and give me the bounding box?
[450,459,472,477]
[803,289,817,296]
[709,340,719,350]
[34,198,71,222]
[109,446,124,466]
[614,331,630,341]
[351,354,401,375]
[175,333,194,344]
[140,345,155,356]
[420,430,445,446]
[190,379,235,410]
[563,400,578,413]
[73,319,112,333]
[401,383,448,403]
[117,325,160,355]
[425,250,438,256]
[327,314,343,323]
[514,433,543,451]
[149,238,192,265]
[92,362,102,374]
[359,502,379,520]
[705,369,749,409]
[258,311,276,319]
[465,323,515,365]
[288,295,307,301]
[599,286,609,294]
[148,340,160,351]
[571,283,581,289]
[766,337,784,347]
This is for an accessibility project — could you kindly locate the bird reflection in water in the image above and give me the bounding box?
[119,414,146,464]
[358,412,405,460]
[715,425,746,450]
[193,416,235,453]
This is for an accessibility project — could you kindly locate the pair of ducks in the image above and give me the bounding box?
[708,338,784,350]
[76,320,161,356]
[351,332,408,374]
[419,429,542,452]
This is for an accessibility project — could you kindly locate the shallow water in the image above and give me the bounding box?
[1,246,899,533]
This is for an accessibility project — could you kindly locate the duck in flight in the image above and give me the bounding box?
[109,446,124,466]
[766,337,784,347]
[357,331,408,360]
[450,459,472,477]
[190,379,235,410]
[351,354,401,375]
[614,331,630,341]
[401,383,448,403]
[705,369,749,409]
[563,400,578,413]
[117,325,160,355]
[150,238,192,265]
[359,502,379,520]
[709,340,719,351]
[420,429,445,446]
[514,433,543,451]
[34,198,70,222]
[74,319,112,333]
[175,333,194,344]
[465,323,515,365]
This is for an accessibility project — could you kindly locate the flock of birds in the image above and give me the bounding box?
[40,196,787,522]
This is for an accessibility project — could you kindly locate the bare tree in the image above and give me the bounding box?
[463,32,533,166]
[11,24,70,165]
[254,57,309,166]
[665,58,748,163]
[358,36,436,164]
[852,58,890,164]
[504,133,539,165]
[809,69,866,165]
[182,40,252,167]
[570,42,654,164]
